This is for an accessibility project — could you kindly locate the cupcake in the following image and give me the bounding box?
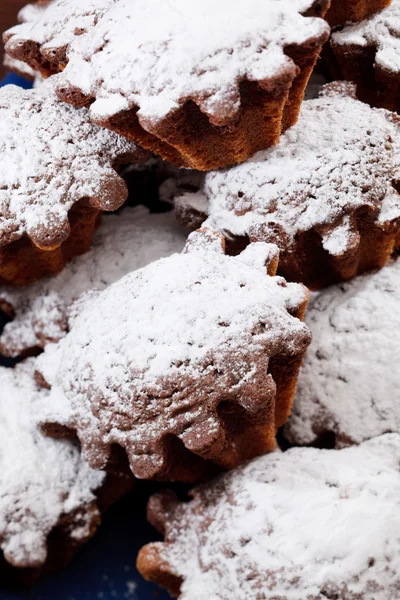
[35,230,311,481]
[286,257,400,448]
[325,0,391,28]
[138,434,400,599]
[175,83,400,289]
[330,0,400,113]
[0,206,187,358]
[0,79,146,286]
[4,0,330,170]
[0,358,132,584]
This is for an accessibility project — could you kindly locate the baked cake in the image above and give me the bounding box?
[4,0,330,170]
[0,358,131,578]
[286,257,400,448]
[138,434,400,599]
[35,230,311,481]
[2,0,48,81]
[325,0,391,28]
[0,78,146,286]
[0,206,187,358]
[175,83,400,289]
[331,0,400,112]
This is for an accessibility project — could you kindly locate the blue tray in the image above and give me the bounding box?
[0,74,170,600]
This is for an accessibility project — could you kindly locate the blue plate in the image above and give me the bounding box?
[0,75,170,600]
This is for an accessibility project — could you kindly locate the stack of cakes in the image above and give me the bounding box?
[1,1,400,597]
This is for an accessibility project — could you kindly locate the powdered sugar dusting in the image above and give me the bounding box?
[0,206,187,357]
[0,359,105,568]
[8,0,329,126]
[177,88,400,257]
[36,235,310,476]
[332,0,400,74]
[0,78,140,248]
[3,54,36,79]
[286,258,400,448]
[150,434,400,599]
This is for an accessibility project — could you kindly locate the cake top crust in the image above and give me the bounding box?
[0,79,143,249]
[175,84,400,257]
[143,434,400,600]
[5,0,329,127]
[36,231,310,477]
[0,359,105,568]
[0,206,187,357]
[286,258,400,448]
[332,0,400,74]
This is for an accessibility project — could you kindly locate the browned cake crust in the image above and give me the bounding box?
[4,0,330,170]
[0,202,101,286]
[325,0,391,28]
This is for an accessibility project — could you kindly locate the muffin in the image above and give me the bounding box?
[0,78,146,286]
[4,0,330,170]
[2,0,48,81]
[0,206,187,358]
[138,434,400,599]
[175,82,400,289]
[286,257,400,448]
[0,358,132,585]
[325,0,391,28]
[35,230,311,482]
[330,0,400,112]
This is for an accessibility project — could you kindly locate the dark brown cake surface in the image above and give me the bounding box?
[325,0,391,28]
[330,0,400,112]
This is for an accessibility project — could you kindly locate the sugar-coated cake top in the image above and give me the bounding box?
[0,359,105,568]
[0,206,187,357]
[286,258,400,448]
[144,434,400,600]
[36,231,310,476]
[176,83,400,257]
[6,0,329,126]
[0,79,142,249]
[332,0,400,74]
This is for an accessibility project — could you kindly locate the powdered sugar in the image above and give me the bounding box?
[0,206,187,357]
[332,0,400,74]
[286,258,400,448]
[0,359,105,568]
[36,233,310,476]
[0,78,141,248]
[148,434,400,599]
[176,86,400,258]
[4,0,113,64]
[7,0,329,126]
[3,54,36,80]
